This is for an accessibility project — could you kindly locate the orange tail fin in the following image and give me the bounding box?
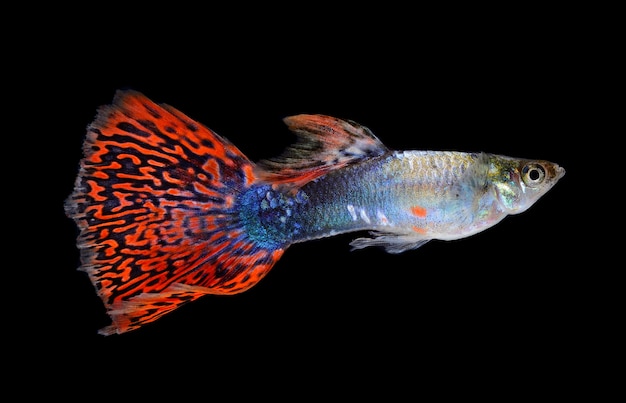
[66,90,284,335]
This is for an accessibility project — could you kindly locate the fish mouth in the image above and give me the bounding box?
[555,165,566,180]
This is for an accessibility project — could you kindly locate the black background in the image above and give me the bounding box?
[29,5,612,398]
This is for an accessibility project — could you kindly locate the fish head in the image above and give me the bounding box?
[489,155,565,215]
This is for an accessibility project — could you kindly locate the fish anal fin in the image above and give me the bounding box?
[257,114,388,188]
[350,230,430,254]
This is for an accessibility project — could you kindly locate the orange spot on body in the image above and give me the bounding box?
[411,205,428,218]
[412,226,427,234]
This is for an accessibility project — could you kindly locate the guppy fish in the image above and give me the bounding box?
[65,90,565,335]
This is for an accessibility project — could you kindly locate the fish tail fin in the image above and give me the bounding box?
[65,90,285,335]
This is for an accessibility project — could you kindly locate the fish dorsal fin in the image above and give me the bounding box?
[257,114,388,187]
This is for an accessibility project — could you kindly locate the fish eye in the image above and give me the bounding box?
[522,163,546,187]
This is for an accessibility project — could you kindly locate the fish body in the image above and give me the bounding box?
[246,148,564,253]
[65,90,565,335]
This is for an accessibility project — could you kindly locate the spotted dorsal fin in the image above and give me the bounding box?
[257,114,388,187]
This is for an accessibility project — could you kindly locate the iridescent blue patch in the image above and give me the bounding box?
[238,185,309,249]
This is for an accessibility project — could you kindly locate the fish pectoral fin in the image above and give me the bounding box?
[350,230,430,254]
[257,114,388,188]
